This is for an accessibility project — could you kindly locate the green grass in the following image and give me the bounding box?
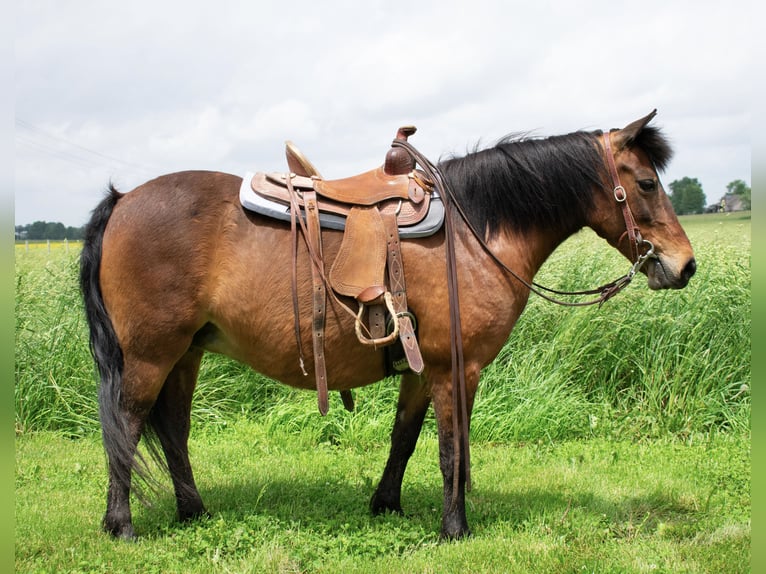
[14,212,750,572]
[15,244,96,436]
[14,213,751,441]
[15,423,749,573]
[472,211,751,441]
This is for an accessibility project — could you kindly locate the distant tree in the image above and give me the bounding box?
[45,222,66,239]
[65,226,84,240]
[15,221,85,240]
[668,177,705,215]
[726,179,751,210]
[27,221,49,240]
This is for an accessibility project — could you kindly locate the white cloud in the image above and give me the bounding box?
[14,0,752,226]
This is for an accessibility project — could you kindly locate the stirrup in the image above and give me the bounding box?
[355,291,399,347]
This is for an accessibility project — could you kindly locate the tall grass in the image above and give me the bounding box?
[15,244,97,436]
[14,213,750,442]
[473,219,751,441]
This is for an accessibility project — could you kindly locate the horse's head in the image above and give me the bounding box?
[593,110,696,290]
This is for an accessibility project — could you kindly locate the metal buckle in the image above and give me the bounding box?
[628,239,656,278]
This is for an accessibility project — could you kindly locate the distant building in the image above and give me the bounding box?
[706,193,747,213]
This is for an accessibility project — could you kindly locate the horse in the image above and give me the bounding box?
[80,110,696,541]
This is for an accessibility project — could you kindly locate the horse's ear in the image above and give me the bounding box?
[613,109,657,150]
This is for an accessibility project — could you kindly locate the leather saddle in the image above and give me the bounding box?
[242,142,443,237]
[244,127,435,415]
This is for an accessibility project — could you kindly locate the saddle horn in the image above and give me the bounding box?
[384,126,417,176]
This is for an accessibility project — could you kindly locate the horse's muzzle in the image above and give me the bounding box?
[646,255,696,289]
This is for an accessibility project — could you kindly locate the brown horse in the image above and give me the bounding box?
[80,110,695,541]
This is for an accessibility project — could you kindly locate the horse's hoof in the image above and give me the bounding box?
[439,526,472,541]
[103,513,137,541]
[178,507,210,523]
[370,493,403,516]
[105,523,136,541]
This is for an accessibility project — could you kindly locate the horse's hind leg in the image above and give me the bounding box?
[101,358,167,540]
[148,347,207,523]
[101,401,144,540]
[371,372,432,515]
[101,342,202,539]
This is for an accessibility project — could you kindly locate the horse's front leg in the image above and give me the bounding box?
[430,367,479,540]
[371,372,432,515]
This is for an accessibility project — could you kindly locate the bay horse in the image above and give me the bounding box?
[80,110,696,541]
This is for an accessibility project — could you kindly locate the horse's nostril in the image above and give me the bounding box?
[683,258,697,281]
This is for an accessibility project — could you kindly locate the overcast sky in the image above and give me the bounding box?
[15,0,751,228]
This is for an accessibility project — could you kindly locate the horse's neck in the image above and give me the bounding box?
[476,223,580,285]
[443,222,578,369]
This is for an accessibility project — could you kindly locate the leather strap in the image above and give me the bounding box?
[304,190,329,416]
[443,186,471,501]
[382,212,424,374]
[386,131,655,501]
[367,304,386,341]
[339,390,354,411]
[287,175,356,413]
[287,176,308,376]
[602,132,642,261]
[389,139,472,503]
[392,136,648,308]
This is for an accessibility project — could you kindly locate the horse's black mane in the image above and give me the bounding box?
[438,126,672,238]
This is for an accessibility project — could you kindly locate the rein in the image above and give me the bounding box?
[516,133,657,305]
[394,133,656,309]
[392,139,472,506]
[391,132,656,506]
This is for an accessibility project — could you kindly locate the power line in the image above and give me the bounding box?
[16,133,107,170]
[15,118,160,175]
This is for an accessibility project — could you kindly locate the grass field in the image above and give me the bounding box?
[14,212,750,572]
[16,425,749,573]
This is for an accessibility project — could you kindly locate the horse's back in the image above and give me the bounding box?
[105,171,241,242]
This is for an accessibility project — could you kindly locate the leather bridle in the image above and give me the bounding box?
[601,131,656,268]
[528,132,658,305]
[395,132,657,309]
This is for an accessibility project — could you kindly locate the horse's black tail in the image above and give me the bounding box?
[80,184,123,410]
[80,185,158,502]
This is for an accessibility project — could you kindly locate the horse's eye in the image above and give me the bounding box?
[638,179,657,193]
